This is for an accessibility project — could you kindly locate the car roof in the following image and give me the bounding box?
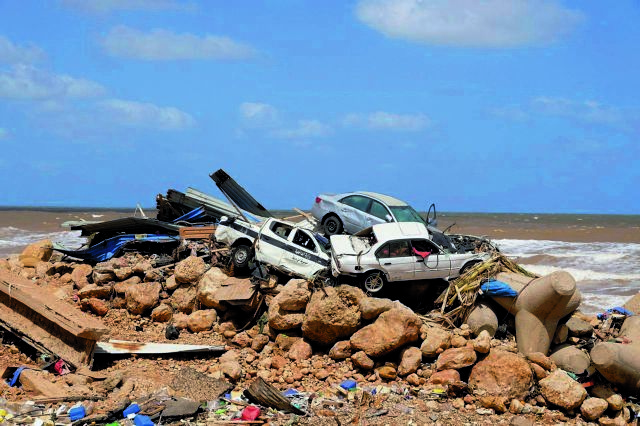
[355,192,408,207]
[371,222,429,241]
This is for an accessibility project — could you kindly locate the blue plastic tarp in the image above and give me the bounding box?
[481,279,518,297]
[55,234,178,262]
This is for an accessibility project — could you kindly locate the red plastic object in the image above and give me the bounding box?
[315,197,321,203]
[240,405,261,421]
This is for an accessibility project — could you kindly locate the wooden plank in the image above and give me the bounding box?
[0,271,108,340]
[179,226,217,240]
[0,271,107,368]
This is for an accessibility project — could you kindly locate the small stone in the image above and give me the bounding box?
[450,335,467,348]
[351,351,374,370]
[436,346,476,371]
[329,341,352,360]
[538,370,587,410]
[473,330,491,354]
[509,399,524,414]
[580,397,608,421]
[398,346,422,376]
[376,365,397,380]
[186,310,217,332]
[526,352,555,371]
[251,334,270,352]
[288,339,313,361]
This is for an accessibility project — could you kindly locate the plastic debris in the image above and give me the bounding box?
[340,379,357,390]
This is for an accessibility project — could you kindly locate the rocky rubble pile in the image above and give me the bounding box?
[2,239,640,425]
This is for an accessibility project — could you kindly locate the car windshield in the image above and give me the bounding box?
[314,233,331,253]
[390,206,424,223]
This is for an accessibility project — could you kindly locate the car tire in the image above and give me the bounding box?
[232,244,252,269]
[361,270,385,294]
[460,260,481,275]
[323,215,343,236]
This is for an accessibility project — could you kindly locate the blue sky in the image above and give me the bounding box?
[0,0,638,214]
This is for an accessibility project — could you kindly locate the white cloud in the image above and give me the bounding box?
[0,36,45,64]
[532,97,624,127]
[271,120,332,139]
[101,26,255,61]
[344,111,430,131]
[356,0,584,48]
[488,105,529,122]
[99,98,195,130]
[0,65,105,100]
[239,102,279,127]
[0,127,9,140]
[61,0,193,14]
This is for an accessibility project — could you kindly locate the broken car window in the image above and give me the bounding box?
[270,221,293,239]
[292,230,317,252]
[340,195,372,213]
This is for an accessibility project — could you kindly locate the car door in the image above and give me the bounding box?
[412,239,454,279]
[279,229,328,278]
[256,220,293,267]
[338,195,372,233]
[365,199,391,228]
[376,240,415,281]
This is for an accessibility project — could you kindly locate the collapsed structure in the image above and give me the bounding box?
[0,169,639,425]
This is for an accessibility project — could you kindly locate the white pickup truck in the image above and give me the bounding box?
[214,217,331,280]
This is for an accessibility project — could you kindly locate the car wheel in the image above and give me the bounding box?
[460,260,481,275]
[323,215,343,236]
[361,271,385,294]
[232,244,252,269]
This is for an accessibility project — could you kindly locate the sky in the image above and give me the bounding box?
[0,0,638,214]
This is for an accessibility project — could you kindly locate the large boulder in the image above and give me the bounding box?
[359,297,394,320]
[278,279,311,311]
[170,285,198,314]
[175,256,207,284]
[350,307,420,357]
[71,264,93,289]
[187,310,217,332]
[125,282,161,315]
[538,370,587,410]
[469,350,533,400]
[302,287,361,345]
[436,346,477,371]
[623,292,640,314]
[19,239,53,267]
[197,267,229,311]
[420,326,451,358]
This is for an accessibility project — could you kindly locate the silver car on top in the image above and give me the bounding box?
[311,191,430,236]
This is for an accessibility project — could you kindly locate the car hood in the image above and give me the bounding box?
[330,235,361,256]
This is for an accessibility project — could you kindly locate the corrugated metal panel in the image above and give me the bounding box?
[210,169,273,218]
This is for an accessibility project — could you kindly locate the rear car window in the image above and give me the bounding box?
[340,195,371,212]
[369,200,389,220]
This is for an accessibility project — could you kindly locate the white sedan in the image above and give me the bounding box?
[329,222,493,293]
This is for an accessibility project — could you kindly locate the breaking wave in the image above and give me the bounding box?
[495,238,640,314]
[0,226,85,258]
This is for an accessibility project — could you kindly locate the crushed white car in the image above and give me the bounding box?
[214,217,330,280]
[330,222,495,293]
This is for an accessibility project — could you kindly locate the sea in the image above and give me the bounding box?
[1,209,638,315]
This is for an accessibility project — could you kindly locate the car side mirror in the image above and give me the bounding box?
[385,214,393,223]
